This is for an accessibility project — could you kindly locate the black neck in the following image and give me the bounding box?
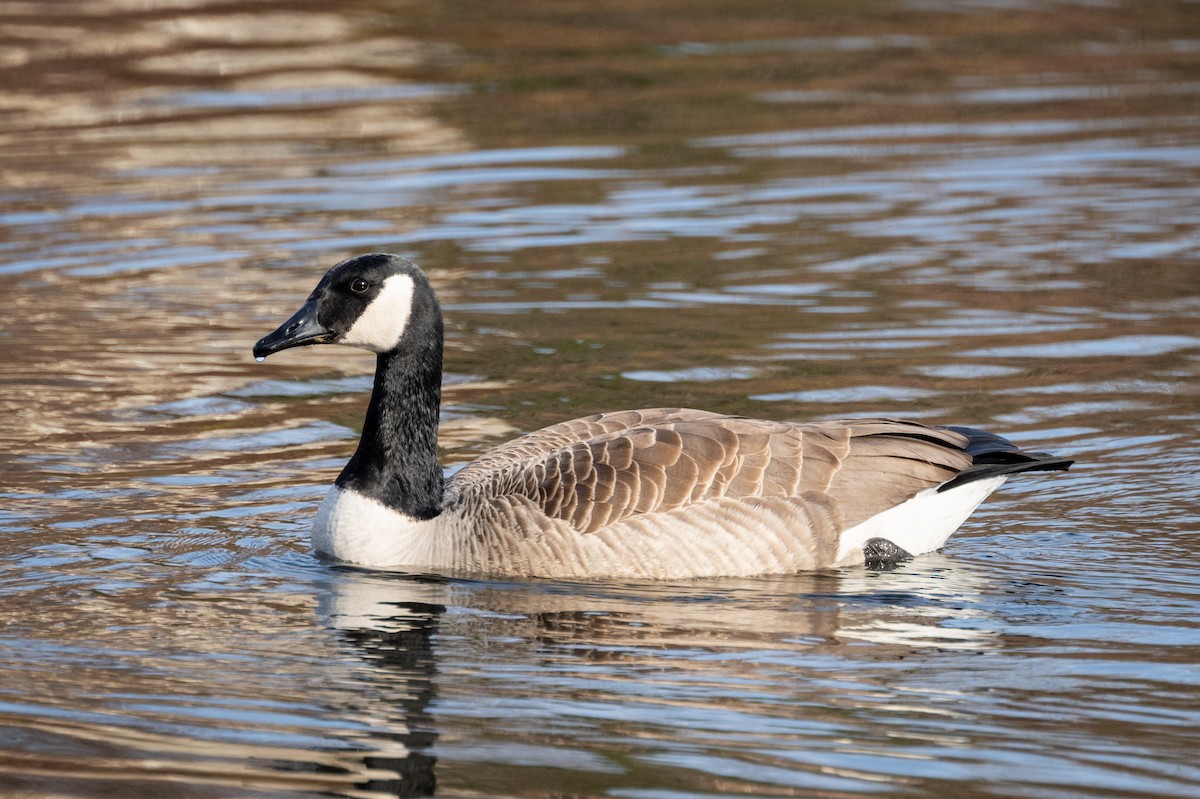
[335,316,444,519]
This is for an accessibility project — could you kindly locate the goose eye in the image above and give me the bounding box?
[350,278,370,294]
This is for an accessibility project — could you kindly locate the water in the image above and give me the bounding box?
[2,0,1199,796]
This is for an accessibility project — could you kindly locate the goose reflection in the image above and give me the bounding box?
[476,554,1002,657]
[310,552,1002,796]
[316,570,448,798]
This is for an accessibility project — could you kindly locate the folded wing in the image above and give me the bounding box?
[450,410,981,534]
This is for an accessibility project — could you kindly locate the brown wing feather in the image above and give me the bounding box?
[814,419,972,527]
[450,410,977,535]
[460,408,721,476]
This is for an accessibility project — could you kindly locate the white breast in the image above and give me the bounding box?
[313,486,456,568]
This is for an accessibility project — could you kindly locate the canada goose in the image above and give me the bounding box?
[254,253,1073,579]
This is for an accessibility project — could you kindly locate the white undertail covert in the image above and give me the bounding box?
[836,475,1007,563]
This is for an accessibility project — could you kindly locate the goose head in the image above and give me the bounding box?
[254,253,440,360]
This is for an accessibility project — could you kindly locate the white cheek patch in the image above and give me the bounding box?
[339,274,415,353]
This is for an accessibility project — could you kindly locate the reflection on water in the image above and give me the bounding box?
[2,0,1199,796]
[4,559,1200,796]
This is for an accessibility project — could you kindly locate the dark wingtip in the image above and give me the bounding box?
[937,426,1075,493]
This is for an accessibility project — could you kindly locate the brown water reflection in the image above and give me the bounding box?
[2,0,1199,797]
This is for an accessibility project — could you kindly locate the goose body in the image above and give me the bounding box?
[254,254,1073,579]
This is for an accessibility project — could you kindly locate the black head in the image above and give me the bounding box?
[254,254,439,360]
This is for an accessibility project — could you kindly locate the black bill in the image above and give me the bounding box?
[253,299,330,359]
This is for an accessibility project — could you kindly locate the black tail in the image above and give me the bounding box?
[936,426,1074,493]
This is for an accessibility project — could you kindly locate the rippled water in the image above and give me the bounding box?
[2,1,1199,797]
